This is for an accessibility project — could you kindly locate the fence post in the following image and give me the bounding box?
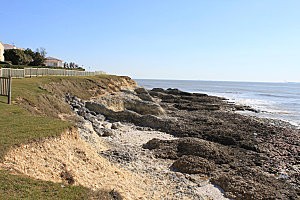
[8,75,12,104]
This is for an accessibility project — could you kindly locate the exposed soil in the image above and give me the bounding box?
[0,128,152,200]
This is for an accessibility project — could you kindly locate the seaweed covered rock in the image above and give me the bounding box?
[171,155,215,174]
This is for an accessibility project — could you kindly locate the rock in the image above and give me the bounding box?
[143,138,179,159]
[124,98,165,116]
[101,149,136,163]
[143,137,231,164]
[166,88,192,96]
[171,155,215,174]
[83,113,94,121]
[77,108,88,116]
[90,111,97,116]
[85,101,171,131]
[111,122,123,130]
[136,126,152,131]
[102,128,114,137]
[103,122,112,129]
[134,87,154,102]
[96,114,105,121]
[151,88,165,93]
[177,138,232,164]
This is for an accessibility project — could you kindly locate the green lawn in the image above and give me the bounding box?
[0,76,117,200]
[0,170,91,200]
[0,102,71,160]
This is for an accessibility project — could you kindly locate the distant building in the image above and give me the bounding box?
[44,57,63,67]
[3,43,24,50]
[0,42,4,62]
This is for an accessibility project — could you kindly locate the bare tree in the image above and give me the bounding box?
[36,47,47,57]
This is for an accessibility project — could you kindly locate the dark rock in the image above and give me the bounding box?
[109,189,123,200]
[102,128,114,137]
[166,88,192,96]
[151,88,165,93]
[134,87,154,102]
[90,111,97,116]
[171,155,215,174]
[111,122,123,129]
[143,138,179,159]
[176,138,231,164]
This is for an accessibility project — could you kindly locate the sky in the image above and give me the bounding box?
[1,0,299,82]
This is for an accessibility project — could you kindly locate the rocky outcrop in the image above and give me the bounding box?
[142,88,300,200]
[66,86,299,200]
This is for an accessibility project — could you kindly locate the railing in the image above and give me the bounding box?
[0,68,106,78]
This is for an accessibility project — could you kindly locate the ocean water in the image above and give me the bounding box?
[135,79,300,127]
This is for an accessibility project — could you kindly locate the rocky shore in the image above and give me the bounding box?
[66,87,299,200]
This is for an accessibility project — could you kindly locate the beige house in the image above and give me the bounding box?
[44,57,63,67]
[0,42,4,62]
[3,43,24,50]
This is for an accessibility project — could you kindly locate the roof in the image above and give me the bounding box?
[45,57,63,62]
[3,43,24,50]
[3,43,16,49]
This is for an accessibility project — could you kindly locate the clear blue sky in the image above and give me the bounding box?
[1,0,299,82]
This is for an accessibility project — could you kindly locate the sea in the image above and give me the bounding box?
[135,79,300,128]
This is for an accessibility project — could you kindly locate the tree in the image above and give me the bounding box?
[4,49,32,65]
[69,62,75,68]
[24,48,46,66]
[63,62,70,68]
[36,47,47,57]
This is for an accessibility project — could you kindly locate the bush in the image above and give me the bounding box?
[4,49,32,65]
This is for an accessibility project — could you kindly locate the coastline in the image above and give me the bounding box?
[69,87,299,199]
[2,76,298,199]
[135,79,300,128]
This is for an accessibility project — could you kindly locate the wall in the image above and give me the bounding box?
[0,43,4,62]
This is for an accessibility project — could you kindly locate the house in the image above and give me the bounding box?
[3,43,24,50]
[0,42,4,62]
[44,57,63,67]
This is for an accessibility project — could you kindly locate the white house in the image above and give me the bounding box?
[0,42,4,62]
[44,57,63,67]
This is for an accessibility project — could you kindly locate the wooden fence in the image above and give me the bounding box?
[0,68,105,78]
[0,77,12,104]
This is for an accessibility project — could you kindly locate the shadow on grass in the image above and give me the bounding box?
[0,96,8,104]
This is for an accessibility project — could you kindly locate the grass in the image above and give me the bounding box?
[0,102,71,160]
[0,75,120,199]
[0,171,91,200]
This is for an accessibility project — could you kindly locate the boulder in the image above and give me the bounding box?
[171,155,215,174]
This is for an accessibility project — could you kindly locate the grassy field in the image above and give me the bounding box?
[0,75,119,200]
